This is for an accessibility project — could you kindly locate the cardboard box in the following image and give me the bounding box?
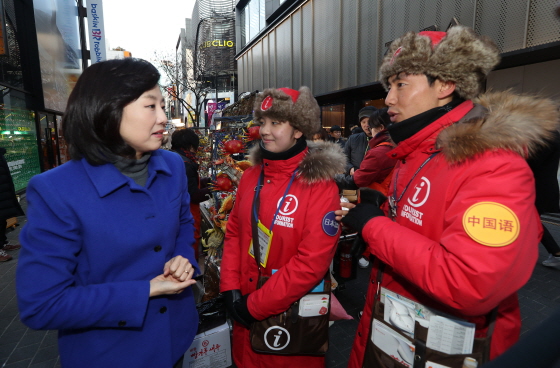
[183,321,232,368]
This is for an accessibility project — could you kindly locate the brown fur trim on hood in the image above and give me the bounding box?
[437,91,560,164]
[248,140,346,184]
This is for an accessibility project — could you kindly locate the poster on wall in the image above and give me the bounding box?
[33,0,83,112]
[0,109,41,192]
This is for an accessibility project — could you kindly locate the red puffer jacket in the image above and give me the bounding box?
[221,140,346,368]
[349,93,559,367]
[353,130,396,194]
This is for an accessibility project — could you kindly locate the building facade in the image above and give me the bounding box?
[188,0,238,127]
[235,0,560,133]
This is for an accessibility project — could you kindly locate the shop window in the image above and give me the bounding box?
[240,0,266,47]
[0,105,41,192]
[321,104,346,135]
[363,98,387,109]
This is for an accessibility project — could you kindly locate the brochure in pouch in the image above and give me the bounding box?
[384,294,417,338]
[298,294,329,317]
[371,319,415,368]
[426,316,475,355]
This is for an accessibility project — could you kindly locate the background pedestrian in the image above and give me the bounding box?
[0,147,24,262]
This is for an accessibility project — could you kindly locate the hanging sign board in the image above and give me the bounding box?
[85,0,107,63]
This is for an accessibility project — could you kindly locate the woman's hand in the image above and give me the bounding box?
[335,202,356,222]
[163,255,196,282]
[149,256,197,297]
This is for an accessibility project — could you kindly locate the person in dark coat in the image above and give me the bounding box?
[335,108,395,192]
[335,108,396,269]
[527,131,560,266]
[350,125,363,135]
[329,125,347,149]
[343,106,377,174]
[171,128,211,260]
[0,147,24,262]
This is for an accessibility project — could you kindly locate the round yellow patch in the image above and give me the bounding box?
[462,202,520,247]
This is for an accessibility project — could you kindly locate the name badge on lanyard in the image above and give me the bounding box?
[248,167,298,269]
[248,221,273,268]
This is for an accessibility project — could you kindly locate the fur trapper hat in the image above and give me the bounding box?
[253,86,320,138]
[380,26,500,100]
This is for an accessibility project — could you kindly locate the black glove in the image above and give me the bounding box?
[341,188,386,234]
[223,289,257,328]
[334,173,358,191]
[359,187,387,207]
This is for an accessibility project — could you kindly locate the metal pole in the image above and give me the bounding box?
[77,0,89,70]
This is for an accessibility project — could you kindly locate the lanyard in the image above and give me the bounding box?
[253,166,298,231]
[364,137,371,155]
[389,152,439,219]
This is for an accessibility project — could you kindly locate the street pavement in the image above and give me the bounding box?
[1,196,560,367]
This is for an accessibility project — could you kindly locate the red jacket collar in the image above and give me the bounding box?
[262,147,309,177]
[369,130,392,148]
[388,100,474,160]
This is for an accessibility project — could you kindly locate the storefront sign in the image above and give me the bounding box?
[86,0,107,63]
[199,40,235,49]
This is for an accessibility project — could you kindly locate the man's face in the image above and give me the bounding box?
[385,73,442,124]
[360,118,372,137]
[331,130,342,139]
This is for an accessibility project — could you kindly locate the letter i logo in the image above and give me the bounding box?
[273,331,282,347]
[264,326,290,350]
[278,194,298,216]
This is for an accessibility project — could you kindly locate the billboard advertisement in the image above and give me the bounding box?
[33,0,82,112]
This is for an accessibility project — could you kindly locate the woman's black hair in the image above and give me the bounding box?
[368,107,392,130]
[313,128,330,141]
[171,128,200,152]
[62,58,161,165]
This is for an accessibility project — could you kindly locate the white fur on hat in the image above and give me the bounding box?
[253,86,321,138]
[380,26,500,100]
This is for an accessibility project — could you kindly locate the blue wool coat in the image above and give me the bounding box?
[16,149,199,368]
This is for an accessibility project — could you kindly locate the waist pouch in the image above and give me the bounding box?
[250,274,331,356]
[363,291,495,368]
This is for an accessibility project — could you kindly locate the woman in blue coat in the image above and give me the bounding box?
[16,58,199,368]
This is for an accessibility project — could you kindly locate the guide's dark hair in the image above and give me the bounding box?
[62,58,161,165]
[368,107,392,130]
[171,128,200,152]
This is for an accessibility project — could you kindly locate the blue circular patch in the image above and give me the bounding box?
[322,211,339,237]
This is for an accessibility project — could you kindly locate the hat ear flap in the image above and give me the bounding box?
[292,86,320,138]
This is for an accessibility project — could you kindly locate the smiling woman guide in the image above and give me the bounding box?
[220,87,346,367]
[16,58,199,368]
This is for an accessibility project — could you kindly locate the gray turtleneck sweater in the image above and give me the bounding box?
[110,153,151,186]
